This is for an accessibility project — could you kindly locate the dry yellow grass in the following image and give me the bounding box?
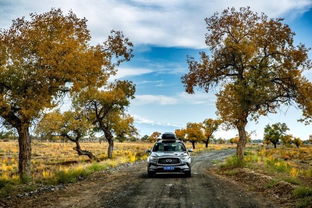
[0,141,152,181]
[244,146,312,180]
[0,141,231,182]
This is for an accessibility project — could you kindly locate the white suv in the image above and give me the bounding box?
[146,132,192,177]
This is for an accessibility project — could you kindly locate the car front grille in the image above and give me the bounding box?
[158,158,180,165]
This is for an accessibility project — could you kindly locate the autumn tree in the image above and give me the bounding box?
[148,131,161,143]
[185,122,205,149]
[281,134,293,146]
[36,110,98,160]
[140,135,149,141]
[202,118,221,148]
[292,137,303,148]
[182,7,312,160]
[264,123,289,148]
[74,80,136,158]
[175,129,186,141]
[229,137,239,145]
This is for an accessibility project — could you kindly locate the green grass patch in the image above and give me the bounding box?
[293,186,312,198]
[296,196,312,208]
[55,168,91,184]
[282,177,301,185]
[0,178,21,197]
[220,156,245,169]
[87,163,109,172]
[54,162,110,184]
[293,186,312,208]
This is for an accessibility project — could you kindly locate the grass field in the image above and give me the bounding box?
[244,146,312,182]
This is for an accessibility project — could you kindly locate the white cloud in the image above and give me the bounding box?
[134,92,216,106]
[178,92,216,105]
[112,67,152,79]
[0,0,311,48]
[134,95,178,105]
[133,114,181,128]
[214,129,238,140]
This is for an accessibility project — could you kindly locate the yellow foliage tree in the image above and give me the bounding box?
[182,7,312,161]
[74,80,136,158]
[229,137,239,145]
[292,137,303,148]
[202,118,222,148]
[185,122,205,149]
[175,129,186,141]
[148,132,161,143]
[0,9,133,179]
[36,110,98,160]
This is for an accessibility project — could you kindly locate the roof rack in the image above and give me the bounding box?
[161,132,177,142]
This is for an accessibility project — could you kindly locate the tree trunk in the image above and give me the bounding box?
[236,124,247,161]
[191,141,196,149]
[273,143,277,148]
[73,140,98,161]
[17,124,31,181]
[107,139,114,159]
[205,138,209,148]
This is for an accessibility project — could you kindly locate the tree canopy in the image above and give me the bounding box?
[182,7,312,160]
[264,122,289,148]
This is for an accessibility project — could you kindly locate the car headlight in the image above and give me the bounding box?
[180,155,190,163]
[148,156,158,163]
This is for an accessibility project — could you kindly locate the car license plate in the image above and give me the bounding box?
[164,166,174,171]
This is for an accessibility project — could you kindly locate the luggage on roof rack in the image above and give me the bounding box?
[161,132,176,142]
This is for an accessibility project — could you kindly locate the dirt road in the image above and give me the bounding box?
[9,149,275,208]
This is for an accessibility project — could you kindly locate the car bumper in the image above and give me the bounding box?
[148,163,190,174]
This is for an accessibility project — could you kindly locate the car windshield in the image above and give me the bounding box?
[152,142,186,152]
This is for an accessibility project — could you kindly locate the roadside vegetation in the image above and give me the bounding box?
[0,141,148,197]
[0,140,232,197]
[218,144,312,207]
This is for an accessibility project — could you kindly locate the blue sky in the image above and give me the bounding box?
[1,0,312,140]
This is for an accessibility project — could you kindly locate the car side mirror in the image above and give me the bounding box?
[187,149,193,152]
[146,149,152,154]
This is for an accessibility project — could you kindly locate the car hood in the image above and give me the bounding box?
[151,152,188,157]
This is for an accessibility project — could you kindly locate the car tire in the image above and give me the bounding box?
[185,168,192,178]
[147,171,155,177]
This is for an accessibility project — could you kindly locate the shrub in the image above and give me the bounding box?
[221,156,245,169]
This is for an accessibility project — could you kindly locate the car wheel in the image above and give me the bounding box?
[185,168,192,177]
[147,171,155,177]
